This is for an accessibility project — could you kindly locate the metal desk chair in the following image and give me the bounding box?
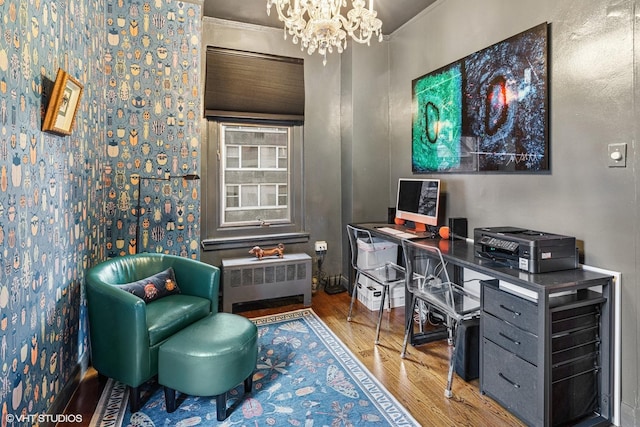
[346,225,405,345]
[400,239,480,398]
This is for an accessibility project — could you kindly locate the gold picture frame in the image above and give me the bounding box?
[43,68,84,135]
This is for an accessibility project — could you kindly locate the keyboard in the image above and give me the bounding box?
[376,227,418,239]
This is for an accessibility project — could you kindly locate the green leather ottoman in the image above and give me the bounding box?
[158,312,258,421]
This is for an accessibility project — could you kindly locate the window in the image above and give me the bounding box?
[220,123,290,226]
[202,120,306,248]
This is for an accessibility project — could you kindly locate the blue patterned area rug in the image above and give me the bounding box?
[89,308,419,426]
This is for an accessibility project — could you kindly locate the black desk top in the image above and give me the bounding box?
[359,223,613,294]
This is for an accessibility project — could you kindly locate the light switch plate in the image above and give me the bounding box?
[608,143,627,167]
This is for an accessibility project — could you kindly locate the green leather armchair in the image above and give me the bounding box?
[86,253,220,412]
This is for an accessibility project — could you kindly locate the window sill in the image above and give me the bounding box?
[201,232,310,251]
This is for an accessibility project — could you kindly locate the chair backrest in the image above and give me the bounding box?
[87,253,180,285]
[402,238,479,316]
[401,238,450,289]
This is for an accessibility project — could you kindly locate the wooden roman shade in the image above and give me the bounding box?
[205,47,305,122]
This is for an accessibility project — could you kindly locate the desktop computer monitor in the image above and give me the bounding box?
[395,178,441,232]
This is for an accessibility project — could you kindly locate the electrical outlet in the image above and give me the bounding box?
[315,241,328,252]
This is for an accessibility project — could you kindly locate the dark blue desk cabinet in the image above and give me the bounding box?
[359,223,613,427]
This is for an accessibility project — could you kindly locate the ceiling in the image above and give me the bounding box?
[202,0,438,35]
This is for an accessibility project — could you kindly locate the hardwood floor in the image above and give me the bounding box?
[60,289,523,426]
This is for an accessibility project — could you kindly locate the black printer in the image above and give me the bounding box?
[474,226,578,273]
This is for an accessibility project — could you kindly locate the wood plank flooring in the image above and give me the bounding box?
[60,289,524,426]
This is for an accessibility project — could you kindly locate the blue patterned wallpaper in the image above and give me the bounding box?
[103,0,202,259]
[0,0,106,420]
[0,0,203,420]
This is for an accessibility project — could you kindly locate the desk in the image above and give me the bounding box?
[357,223,613,427]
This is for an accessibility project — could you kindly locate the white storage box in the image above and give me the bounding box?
[356,282,405,311]
[356,238,399,289]
[356,238,398,269]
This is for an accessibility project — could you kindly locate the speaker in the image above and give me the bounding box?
[387,207,396,224]
[454,317,479,381]
[448,217,468,241]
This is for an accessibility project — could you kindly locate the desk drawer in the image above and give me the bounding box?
[553,341,599,365]
[483,313,538,365]
[552,305,600,334]
[482,338,537,425]
[552,359,599,425]
[483,286,538,334]
[553,352,599,383]
[553,325,599,353]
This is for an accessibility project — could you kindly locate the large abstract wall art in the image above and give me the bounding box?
[412,63,466,172]
[412,23,548,173]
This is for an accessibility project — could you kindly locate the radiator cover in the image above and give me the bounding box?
[221,253,312,312]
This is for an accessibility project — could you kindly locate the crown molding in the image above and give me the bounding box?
[204,16,284,32]
[182,0,204,6]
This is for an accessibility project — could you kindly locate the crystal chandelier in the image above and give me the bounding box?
[266,0,383,65]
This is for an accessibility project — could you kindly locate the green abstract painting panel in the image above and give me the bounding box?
[412,63,463,173]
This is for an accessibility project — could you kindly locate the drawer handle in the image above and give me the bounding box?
[498,332,520,345]
[499,304,521,317]
[499,373,521,389]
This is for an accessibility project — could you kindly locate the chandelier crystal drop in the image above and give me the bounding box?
[267,0,383,65]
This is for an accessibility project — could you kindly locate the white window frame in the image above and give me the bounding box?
[202,120,305,244]
[219,123,291,227]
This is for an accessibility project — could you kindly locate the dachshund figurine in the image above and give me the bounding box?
[249,243,285,260]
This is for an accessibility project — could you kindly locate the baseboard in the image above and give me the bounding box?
[619,401,638,427]
[41,353,90,427]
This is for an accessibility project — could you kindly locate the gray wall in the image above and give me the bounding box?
[200,18,345,277]
[341,41,392,277]
[201,1,640,423]
[386,0,639,424]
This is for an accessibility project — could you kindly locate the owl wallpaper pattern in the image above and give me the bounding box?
[0,0,203,422]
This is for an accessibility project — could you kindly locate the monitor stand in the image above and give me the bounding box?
[394,218,427,233]
[408,222,427,233]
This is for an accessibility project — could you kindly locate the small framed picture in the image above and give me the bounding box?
[43,68,84,135]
